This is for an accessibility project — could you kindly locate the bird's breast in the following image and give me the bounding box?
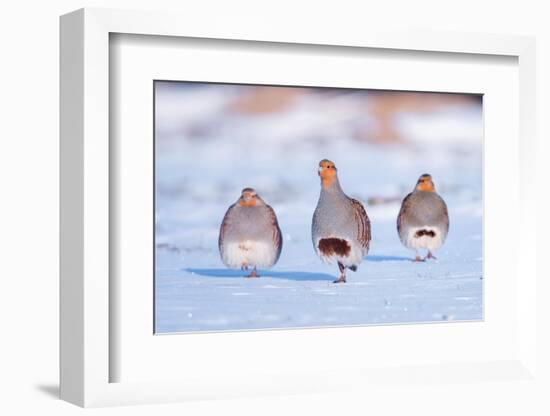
[313,197,356,239]
[224,206,274,242]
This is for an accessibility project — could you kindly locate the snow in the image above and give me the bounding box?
[154,83,483,333]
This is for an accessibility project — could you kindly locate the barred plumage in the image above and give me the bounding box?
[350,198,371,255]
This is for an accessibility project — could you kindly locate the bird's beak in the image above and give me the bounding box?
[318,166,324,174]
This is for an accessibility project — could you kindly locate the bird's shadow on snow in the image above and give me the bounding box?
[365,254,412,262]
[185,268,335,281]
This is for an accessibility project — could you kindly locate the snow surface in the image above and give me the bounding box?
[154,83,483,333]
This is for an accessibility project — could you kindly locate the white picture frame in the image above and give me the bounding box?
[60,8,537,408]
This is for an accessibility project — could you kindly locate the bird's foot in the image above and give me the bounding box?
[333,276,346,284]
[246,267,259,278]
[425,251,437,261]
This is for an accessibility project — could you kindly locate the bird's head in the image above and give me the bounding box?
[318,159,338,189]
[238,187,262,207]
[415,174,436,192]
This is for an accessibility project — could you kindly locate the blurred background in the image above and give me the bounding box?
[154,81,483,332]
[155,82,482,253]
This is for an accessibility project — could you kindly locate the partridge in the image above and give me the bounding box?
[397,174,449,261]
[312,159,371,283]
[219,188,283,277]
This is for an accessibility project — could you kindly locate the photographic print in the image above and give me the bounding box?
[154,81,483,333]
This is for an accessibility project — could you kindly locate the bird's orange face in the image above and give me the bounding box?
[318,159,337,189]
[415,174,436,192]
[238,188,258,206]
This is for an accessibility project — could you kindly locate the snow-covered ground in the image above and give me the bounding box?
[154,83,483,333]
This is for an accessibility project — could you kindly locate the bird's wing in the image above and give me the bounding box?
[397,192,413,233]
[438,194,450,233]
[265,204,283,262]
[349,198,371,254]
[218,203,237,252]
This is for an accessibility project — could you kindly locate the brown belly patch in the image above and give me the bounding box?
[318,238,351,257]
[415,229,436,238]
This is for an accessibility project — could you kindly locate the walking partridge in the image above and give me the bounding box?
[219,188,283,277]
[397,174,449,261]
[312,159,371,283]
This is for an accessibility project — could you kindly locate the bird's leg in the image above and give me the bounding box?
[333,262,347,283]
[425,251,437,261]
[246,266,259,278]
[414,251,425,262]
[241,264,249,271]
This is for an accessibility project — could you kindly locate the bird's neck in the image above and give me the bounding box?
[320,177,345,200]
